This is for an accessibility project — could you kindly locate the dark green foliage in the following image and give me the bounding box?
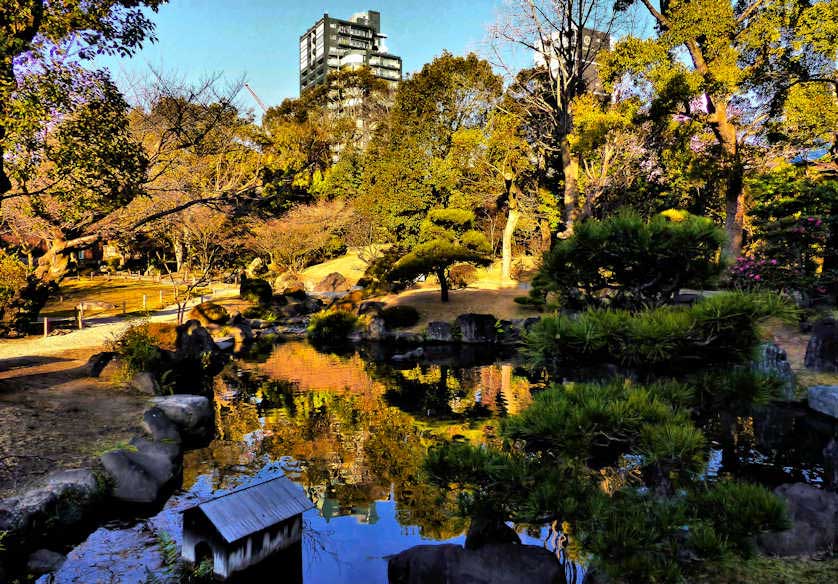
[524,292,796,374]
[690,481,790,555]
[380,305,421,329]
[358,247,409,295]
[583,491,690,583]
[242,305,278,321]
[529,210,725,310]
[390,208,491,302]
[737,167,838,298]
[687,369,783,410]
[502,380,699,467]
[239,275,272,305]
[307,310,358,344]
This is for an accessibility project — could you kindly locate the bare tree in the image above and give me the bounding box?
[488,0,628,236]
[247,200,351,276]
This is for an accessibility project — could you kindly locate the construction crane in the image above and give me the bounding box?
[244,83,268,113]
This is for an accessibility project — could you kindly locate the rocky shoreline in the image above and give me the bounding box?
[0,392,213,581]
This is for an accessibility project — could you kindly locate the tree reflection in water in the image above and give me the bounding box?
[183,341,531,542]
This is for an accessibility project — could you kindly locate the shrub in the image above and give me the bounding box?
[240,274,272,305]
[307,310,358,344]
[524,292,796,375]
[389,208,492,302]
[690,481,790,555]
[380,305,421,329]
[502,380,695,465]
[448,263,478,289]
[528,210,725,310]
[187,301,230,326]
[359,246,409,295]
[108,323,163,378]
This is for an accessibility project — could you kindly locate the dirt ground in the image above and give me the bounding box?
[0,286,240,498]
[0,348,148,497]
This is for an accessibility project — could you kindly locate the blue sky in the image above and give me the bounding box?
[98,0,505,111]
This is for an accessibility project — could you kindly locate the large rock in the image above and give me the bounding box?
[141,407,181,444]
[150,395,213,443]
[100,442,179,505]
[228,313,254,353]
[187,301,230,326]
[314,272,350,293]
[455,314,498,344]
[808,386,838,419]
[426,321,453,343]
[758,483,838,556]
[387,543,563,584]
[84,352,115,378]
[366,316,387,341]
[804,317,838,371]
[130,371,160,395]
[174,320,217,361]
[465,516,520,550]
[27,549,66,576]
[753,342,796,400]
[0,470,102,551]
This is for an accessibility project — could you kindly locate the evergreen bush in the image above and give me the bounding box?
[307,310,358,344]
[380,305,421,329]
[524,292,795,374]
[239,274,272,305]
[528,210,725,310]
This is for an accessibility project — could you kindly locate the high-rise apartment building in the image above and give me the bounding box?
[299,10,402,94]
[534,28,611,97]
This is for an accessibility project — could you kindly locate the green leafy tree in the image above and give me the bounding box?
[0,1,165,334]
[605,0,838,258]
[356,53,503,244]
[0,0,165,197]
[390,208,491,302]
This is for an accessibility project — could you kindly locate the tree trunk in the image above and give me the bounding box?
[501,208,521,282]
[717,119,745,260]
[1,235,97,336]
[559,137,580,237]
[501,176,523,282]
[437,268,449,302]
[539,219,552,253]
[0,58,13,196]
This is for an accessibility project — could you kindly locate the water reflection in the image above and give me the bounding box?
[50,340,835,583]
[179,341,538,583]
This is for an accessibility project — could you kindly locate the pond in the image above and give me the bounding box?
[49,340,835,584]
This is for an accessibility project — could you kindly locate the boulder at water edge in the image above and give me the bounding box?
[100,438,180,505]
[807,386,838,419]
[27,549,66,576]
[804,317,838,371]
[150,395,213,443]
[455,314,498,343]
[387,543,563,584]
[753,342,796,400]
[0,469,102,551]
[757,483,838,556]
[425,321,453,343]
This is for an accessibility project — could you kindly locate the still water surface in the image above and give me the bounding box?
[50,340,833,583]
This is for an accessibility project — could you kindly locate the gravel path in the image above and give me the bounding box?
[0,286,239,362]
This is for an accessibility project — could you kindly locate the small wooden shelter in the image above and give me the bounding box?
[182,475,313,579]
